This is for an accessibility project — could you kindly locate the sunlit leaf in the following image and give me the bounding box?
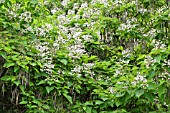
[46,86,54,93]
[63,94,73,104]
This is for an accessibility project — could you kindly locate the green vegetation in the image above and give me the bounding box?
[0,0,169,112]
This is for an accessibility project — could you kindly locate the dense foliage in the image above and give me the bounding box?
[0,0,170,112]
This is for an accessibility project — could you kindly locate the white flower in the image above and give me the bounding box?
[19,11,32,22]
[44,0,48,5]
[14,3,21,10]
[0,0,5,3]
[68,10,75,15]
[25,26,34,33]
[73,32,82,38]
[81,2,88,8]
[108,87,114,93]
[73,3,79,9]
[132,73,148,88]
[138,8,147,14]
[51,9,57,14]
[82,35,92,42]
[71,65,82,73]
[61,0,69,7]
[45,24,53,30]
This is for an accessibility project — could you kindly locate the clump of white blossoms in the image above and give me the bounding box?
[82,35,92,42]
[67,43,86,59]
[34,23,53,37]
[34,40,55,74]
[138,8,147,14]
[73,3,79,10]
[151,39,166,50]
[113,63,125,77]
[0,0,5,3]
[122,48,132,59]
[108,86,115,94]
[8,10,17,19]
[70,62,95,78]
[142,29,158,38]
[19,11,32,22]
[132,73,148,88]
[51,8,59,14]
[61,0,70,7]
[118,18,137,32]
[53,35,66,50]
[144,55,155,68]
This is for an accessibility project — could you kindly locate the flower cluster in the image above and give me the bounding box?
[34,41,55,74]
[19,11,32,22]
[61,0,70,7]
[144,55,155,68]
[8,10,17,19]
[138,8,147,14]
[67,44,86,59]
[35,24,53,37]
[143,29,158,38]
[122,48,132,58]
[108,86,115,94]
[132,73,148,88]
[0,0,5,4]
[118,21,137,32]
[151,39,166,50]
[70,62,95,78]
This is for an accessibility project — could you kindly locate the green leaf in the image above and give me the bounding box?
[83,106,86,111]
[84,101,93,105]
[42,104,50,109]
[29,81,34,86]
[47,81,55,85]
[95,100,103,105]
[25,56,32,61]
[155,55,161,64]
[13,80,21,86]
[30,105,38,108]
[147,82,157,90]
[30,62,37,66]
[19,85,25,92]
[83,106,92,113]
[37,80,46,85]
[32,99,41,105]
[100,97,109,101]
[60,59,67,65]
[135,89,144,98]
[159,79,166,85]
[30,0,39,4]
[36,61,43,67]
[148,70,156,78]
[19,101,28,104]
[25,66,29,72]
[33,68,40,73]
[86,107,92,113]
[158,85,166,97]
[144,93,154,103]
[4,47,12,52]
[137,54,145,60]
[3,62,15,68]
[1,75,16,81]
[89,55,98,61]
[63,93,73,104]
[92,109,98,113]
[0,51,6,59]
[115,100,122,107]
[46,86,54,93]
[116,93,125,97]
[14,66,20,73]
